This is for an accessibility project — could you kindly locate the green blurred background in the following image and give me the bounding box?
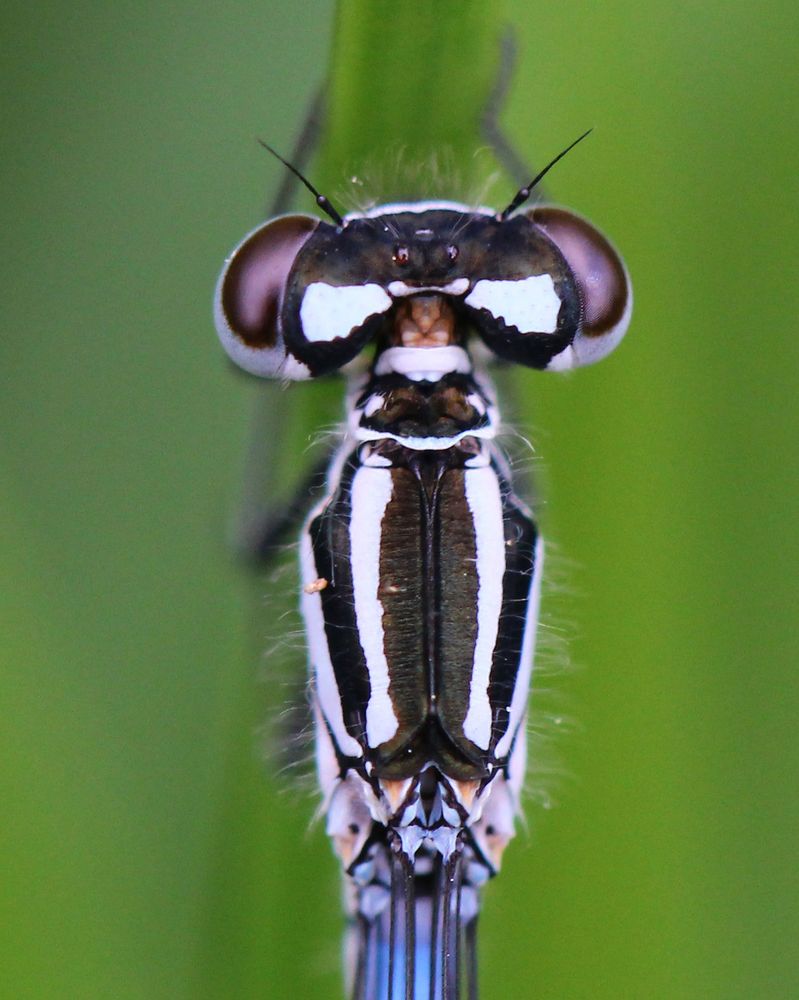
[2,1,797,997]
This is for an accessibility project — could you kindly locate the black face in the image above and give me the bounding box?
[281,208,587,374]
[215,204,631,378]
[293,210,470,288]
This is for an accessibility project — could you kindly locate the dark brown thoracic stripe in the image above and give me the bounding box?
[375,452,488,779]
[369,449,488,779]
[376,467,426,758]
[435,469,480,753]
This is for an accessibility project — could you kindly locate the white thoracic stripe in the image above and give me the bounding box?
[465,274,562,334]
[462,467,507,749]
[300,528,363,759]
[494,536,544,759]
[349,467,400,747]
[300,282,392,342]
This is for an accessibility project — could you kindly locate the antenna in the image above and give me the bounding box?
[257,139,345,227]
[500,129,593,220]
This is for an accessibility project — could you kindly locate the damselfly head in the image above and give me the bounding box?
[215,195,631,380]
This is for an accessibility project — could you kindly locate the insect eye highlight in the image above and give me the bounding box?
[393,246,410,266]
[446,244,459,262]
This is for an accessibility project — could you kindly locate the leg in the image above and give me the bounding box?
[236,449,331,565]
[231,381,333,567]
[479,28,535,189]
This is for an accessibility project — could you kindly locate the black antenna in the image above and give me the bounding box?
[499,128,593,220]
[257,139,345,227]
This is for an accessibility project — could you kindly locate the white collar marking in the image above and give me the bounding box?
[373,346,472,379]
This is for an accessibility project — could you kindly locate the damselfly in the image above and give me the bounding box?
[215,134,631,999]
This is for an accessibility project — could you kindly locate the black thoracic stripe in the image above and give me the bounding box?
[435,467,480,753]
[308,453,371,745]
[487,469,538,754]
[376,467,427,756]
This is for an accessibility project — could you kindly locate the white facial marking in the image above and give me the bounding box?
[465,274,562,334]
[300,282,392,343]
[387,277,469,298]
[462,467,506,750]
[349,468,400,747]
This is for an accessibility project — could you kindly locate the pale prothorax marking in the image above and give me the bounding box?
[373,345,472,379]
[300,528,363,760]
[462,466,507,749]
[349,467,400,747]
[465,274,562,334]
[300,282,392,343]
[354,427,496,452]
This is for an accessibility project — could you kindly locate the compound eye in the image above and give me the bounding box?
[393,245,410,266]
[528,207,632,369]
[214,215,319,378]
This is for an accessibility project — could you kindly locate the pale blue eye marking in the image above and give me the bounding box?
[465,274,562,334]
[300,282,392,342]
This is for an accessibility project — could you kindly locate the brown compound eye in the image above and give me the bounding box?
[527,206,632,368]
[393,245,410,265]
[215,214,319,378]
